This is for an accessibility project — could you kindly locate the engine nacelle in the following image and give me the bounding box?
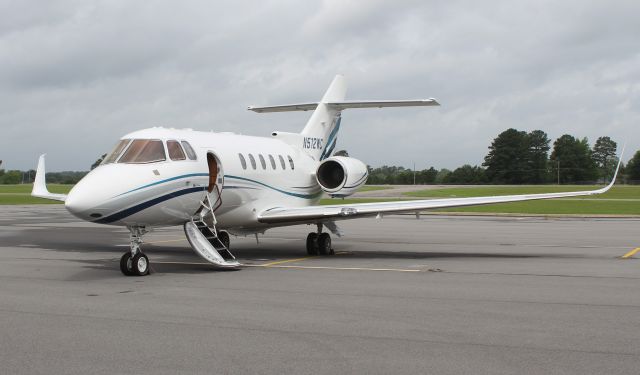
[316,156,368,197]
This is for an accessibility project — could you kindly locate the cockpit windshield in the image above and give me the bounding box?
[101,139,131,165]
[118,139,166,164]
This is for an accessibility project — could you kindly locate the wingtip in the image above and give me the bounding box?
[605,143,626,189]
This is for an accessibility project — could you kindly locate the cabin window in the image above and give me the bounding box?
[258,154,266,170]
[167,140,186,161]
[268,154,276,170]
[181,141,197,160]
[119,139,166,164]
[239,153,247,170]
[102,139,131,164]
[278,155,286,169]
[248,154,257,169]
[287,155,295,170]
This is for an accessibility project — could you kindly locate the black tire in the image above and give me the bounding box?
[131,253,150,276]
[218,230,230,249]
[306,232,319,255]
[318,233,331,256]
[120,253,134,276]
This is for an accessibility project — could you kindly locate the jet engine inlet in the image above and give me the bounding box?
[315,156,368,197]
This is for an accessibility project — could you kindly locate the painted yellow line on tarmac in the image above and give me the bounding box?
[259,256,316,267]
[621,247,640,259]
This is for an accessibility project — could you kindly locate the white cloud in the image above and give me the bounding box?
[0,0,638,171]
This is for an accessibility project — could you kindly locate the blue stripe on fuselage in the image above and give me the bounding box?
[225,175,322,199]
[96,187,204,224]
[114,173,209,197]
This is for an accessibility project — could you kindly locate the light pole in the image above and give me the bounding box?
[413,162,416,185]
[557,160,560,185]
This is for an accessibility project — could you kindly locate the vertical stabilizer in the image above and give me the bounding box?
[300,75,347,160]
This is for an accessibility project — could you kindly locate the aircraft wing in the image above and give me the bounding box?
[258,155,623,225]
[31,154,68,202]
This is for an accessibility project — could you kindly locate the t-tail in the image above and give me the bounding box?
[247,74,440,160]
[300,75,346,160]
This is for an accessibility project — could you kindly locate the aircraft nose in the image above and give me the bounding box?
[65,181,100,220]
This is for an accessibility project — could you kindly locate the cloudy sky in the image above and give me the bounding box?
[1,0,638,171]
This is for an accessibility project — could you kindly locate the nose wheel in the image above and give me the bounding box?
[120,252,149,276]
[120,226,150,276]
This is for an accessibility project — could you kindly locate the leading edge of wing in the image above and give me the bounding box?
[258,148,624,224]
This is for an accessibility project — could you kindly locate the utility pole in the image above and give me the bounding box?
[413,162,416,185]
[557,160,560,185]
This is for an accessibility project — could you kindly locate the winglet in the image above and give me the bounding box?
[591,143,625,195]
[31,154,67,202]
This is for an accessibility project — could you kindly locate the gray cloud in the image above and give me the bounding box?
[1,0,639,171]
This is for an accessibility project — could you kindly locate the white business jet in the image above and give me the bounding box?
[31,75,623,276]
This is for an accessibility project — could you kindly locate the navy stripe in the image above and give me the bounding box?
[323,139,337,160]
[96,187,204,224]
[344,172,369,189]
[320,117,341,160]
[226,175,322,199]
[115,173,209,197]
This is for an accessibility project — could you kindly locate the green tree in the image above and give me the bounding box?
[592,136,617,182]
[626,150,640,183]
[550,135,598,183]
[526,130,550,183]
[444,165,487,184]
[416,167,438,184]
[435,168,451,184]
[483,128,529,183]
[1,170,21,184]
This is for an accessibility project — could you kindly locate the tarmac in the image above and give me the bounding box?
[0,205,639,375]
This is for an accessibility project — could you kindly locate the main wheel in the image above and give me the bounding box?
[120,253,134,276]
[218,230,230,249]
[306,233,319,255]
[318,233,332,255]
[131,253,150,276]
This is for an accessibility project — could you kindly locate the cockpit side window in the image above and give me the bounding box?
[167,140,186,161]
[118,139,166,164]
[102,139,131,165]
[181,141,197,160]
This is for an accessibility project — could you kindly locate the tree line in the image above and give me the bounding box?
[0,169,87,185]
[368,129,640,184]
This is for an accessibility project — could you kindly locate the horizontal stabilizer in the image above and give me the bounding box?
[248,99,439,113]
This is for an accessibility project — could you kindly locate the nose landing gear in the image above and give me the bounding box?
[120,226,150,276]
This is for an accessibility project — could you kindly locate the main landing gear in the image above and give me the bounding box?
[306,223,334,256]
[120,226,150,276]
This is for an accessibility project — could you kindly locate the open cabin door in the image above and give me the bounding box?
[206,152,223,212]
[184,151,240,268]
